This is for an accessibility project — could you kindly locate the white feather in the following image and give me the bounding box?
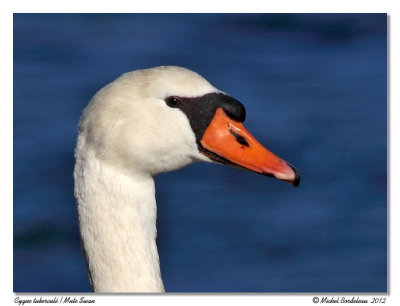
[74,66,219,292]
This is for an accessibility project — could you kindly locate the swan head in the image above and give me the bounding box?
[77,66,299,185]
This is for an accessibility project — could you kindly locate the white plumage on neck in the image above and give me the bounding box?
[74,148,164,292]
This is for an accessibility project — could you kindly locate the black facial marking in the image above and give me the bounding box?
[164,92,246,143]
[229,129,249,147]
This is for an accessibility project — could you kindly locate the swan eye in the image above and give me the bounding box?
[165,96,181,108]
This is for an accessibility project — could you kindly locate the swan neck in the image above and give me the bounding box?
[74,151,164,292]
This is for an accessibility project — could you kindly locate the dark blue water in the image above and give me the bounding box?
[13,13,387,292]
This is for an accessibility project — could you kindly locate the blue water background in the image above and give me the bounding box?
[13,13,387,292]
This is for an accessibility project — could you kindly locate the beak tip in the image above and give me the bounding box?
[291,174,300,187]
[288,163,300,187]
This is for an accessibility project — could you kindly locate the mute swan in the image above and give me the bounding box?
[74,66,300,293]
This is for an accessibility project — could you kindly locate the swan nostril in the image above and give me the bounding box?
[229,129,249,147]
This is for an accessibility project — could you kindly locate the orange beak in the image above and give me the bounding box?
[200,108,300,186]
